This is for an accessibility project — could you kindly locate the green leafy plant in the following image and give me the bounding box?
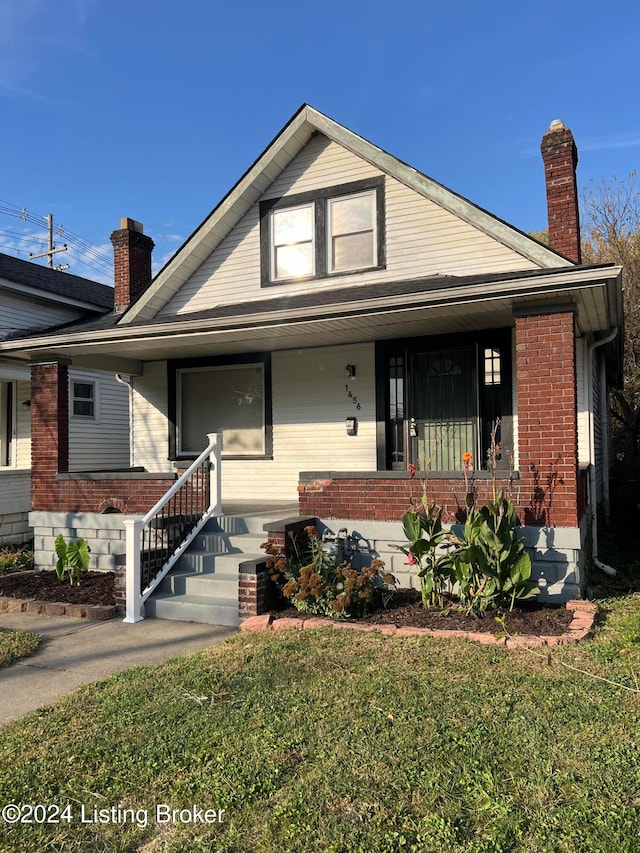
[452,490,538,615]
[54,534,91,586]
[395,502,455,608]
[263,526,395,618]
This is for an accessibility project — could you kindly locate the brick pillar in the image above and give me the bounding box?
[31,361,68,510]
[540,120,581,264]
[515,311,579,527]
[111,218,154,313]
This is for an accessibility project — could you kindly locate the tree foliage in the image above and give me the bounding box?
[581,172,640,472]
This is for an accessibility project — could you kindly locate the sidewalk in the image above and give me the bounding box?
[0,613,237,726]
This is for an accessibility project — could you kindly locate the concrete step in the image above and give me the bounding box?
[145,593,240,627]
[188,530,266,555]
[146,507,296,625]
[158,569,239,598]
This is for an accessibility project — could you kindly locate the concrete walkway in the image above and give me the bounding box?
[0,613,237,726]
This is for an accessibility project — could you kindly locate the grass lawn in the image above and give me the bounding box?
[0,596,639,853]
[0,628,39,669]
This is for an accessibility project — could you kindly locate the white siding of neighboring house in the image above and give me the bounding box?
[222,343,377,501]
[68,369,130,471]
[592,350,604,506]
[576,337,589,468]
[131,361,170,472]
[158,134,539,317]
[0,286,88,337]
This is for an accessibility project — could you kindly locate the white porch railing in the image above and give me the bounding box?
[123,433,222,623]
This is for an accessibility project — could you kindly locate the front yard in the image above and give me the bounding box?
[0,594,639,852]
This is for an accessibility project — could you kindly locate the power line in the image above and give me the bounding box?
[0,198,113,276]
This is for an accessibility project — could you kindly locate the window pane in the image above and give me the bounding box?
[73,400,94,417]
[275,243,313,279]
[273,205,313,244]
[330,193,374,236]
[332,232,374,272]
[73,383,93,399]
[483,348,501,385]
[180,365,264,455]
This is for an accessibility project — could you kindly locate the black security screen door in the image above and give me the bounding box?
[409,346,477,471]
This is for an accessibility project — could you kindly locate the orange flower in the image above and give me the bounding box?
[462,452,473,463]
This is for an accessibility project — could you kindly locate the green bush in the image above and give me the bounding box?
[452,491,538,614]
[263,526,396,618]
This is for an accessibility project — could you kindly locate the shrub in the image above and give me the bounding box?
[263,526,396,618]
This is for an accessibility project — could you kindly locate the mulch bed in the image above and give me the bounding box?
[271,589,574,635]
[0,571,116,607]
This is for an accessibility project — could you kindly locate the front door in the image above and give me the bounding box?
[409,346,477,472]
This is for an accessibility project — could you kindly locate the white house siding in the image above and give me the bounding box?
[158,135,538,317]
[0,286,87,337]
[0,470,30,543]
[68,369,130,471]
[15,379,31,468]
[131,361,170,472]
[220,343,376,501]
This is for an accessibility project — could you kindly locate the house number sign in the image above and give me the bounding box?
[345,384,361,410]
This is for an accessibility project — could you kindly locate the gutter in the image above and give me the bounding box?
[586,327,619,576]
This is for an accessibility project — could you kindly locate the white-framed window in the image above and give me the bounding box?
[0,380,16,467]
[327,189,377,273]
[71,380,98,419]
[260,177,384,286]
[177,363,267,457]
[270,202,315,281]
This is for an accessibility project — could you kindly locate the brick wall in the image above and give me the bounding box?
[515,311,579,528]
[298,476,513,524]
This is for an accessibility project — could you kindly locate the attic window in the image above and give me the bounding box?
[271,203,315,280]
[260,177,385,286]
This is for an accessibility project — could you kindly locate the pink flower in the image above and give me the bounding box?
[404,553,418,566]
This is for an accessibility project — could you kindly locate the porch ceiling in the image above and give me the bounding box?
[0,265,622,372]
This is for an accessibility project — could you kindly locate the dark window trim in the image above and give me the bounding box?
[168,352,273,461]
[259,176,385,287]
[376,329,513,472]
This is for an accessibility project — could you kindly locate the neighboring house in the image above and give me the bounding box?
[0,254,131,543]
[0,106,622,619]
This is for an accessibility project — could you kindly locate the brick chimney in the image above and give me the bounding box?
[540,119,582,264]
[110,217,155,313]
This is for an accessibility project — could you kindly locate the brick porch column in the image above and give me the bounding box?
[31,361,68,510]
[515,310,579,527]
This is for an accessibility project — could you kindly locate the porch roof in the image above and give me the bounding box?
[0,263,622,374]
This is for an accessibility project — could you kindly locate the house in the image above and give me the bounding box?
[0,254,131,544]
[0,106,622,622]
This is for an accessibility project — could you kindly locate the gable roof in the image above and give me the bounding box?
[0,252,113,311]
[119,104,572,325]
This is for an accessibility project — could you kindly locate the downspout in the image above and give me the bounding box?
[586,327,618,576]
[115,373,134,468]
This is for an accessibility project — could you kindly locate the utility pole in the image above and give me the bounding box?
[29,213,68,269]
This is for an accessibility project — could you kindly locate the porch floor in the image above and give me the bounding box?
[221,501,300,517]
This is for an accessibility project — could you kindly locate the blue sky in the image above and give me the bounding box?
[0,0,638,284]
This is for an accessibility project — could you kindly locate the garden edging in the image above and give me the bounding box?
[0,595,116,621]
[240,600,597,647]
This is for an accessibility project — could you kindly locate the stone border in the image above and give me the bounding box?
[0,595,116,621]
[240,600,597,647]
